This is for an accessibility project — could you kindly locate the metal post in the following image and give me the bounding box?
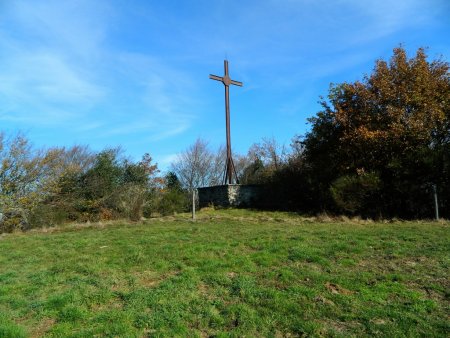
[225,82,231,184]
[433,184,439,220]
[192,189,196,220]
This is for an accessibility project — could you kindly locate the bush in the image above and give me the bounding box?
[330,172,381,215]
[28,204,69,228]
[116,184,147,221]
[143,190,189,217]
[0,208,29,233]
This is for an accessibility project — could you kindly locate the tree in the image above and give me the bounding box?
[0,133,49,231]
[152,172,189,216]
[81,148,123,201]
[120,153,161,221]
[170,138,217,190]
[165,171,183,191]
[301,46,450,217]
[241,137,288,184]
[171,138,251,189]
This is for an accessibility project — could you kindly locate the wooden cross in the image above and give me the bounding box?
[209,60,243,185]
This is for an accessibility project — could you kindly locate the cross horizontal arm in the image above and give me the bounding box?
[230,80,243,87]
[209,74,223,81]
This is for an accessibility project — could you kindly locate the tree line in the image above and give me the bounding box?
[1,46,448,232]
[257,47,449,218]
[0,136,190,233]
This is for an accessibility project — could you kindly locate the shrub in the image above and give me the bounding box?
[330,171,381,215]
[0,207,29,233]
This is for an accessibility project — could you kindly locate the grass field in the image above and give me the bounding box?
[0,209,448,337]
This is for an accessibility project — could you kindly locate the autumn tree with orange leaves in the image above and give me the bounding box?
[300,47,449,218]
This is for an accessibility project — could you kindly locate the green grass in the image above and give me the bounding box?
[0,209,448,337]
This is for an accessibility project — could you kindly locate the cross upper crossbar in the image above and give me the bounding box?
[209,74,243,87]
[209,60,243,87]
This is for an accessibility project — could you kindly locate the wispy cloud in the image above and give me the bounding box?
[0,0,196,140]
[110,53,199,139]
[158,153,179,168]
[0,51,104,103]
[343,0,433,45]
[0,0,110,125]
[196,0,442,71]
[8,0,111,59]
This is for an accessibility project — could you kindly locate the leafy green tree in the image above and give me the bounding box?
[165,171,183,191]
[81,149,123,201]
[75,150,162,221]
[144,171,188,216]
[120,153,161,221]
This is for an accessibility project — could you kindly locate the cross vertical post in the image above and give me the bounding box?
[209,60,243,185]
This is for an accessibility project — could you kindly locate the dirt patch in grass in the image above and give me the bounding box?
[325,282,355,295]
[134,270,179,288]
[314,295,335,306]
[320,319,364,335]
[30,318,56,338]
[227,272,237,279]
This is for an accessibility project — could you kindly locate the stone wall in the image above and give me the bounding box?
[197,184,264,208]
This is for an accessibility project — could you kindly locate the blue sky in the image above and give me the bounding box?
[1,0,449,171]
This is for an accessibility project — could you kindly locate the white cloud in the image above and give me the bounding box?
[0,52,104,102]
[112,53,199,139]
[0,49,105,125]
[150,123,190,141]
[158,153,179,167]
[0,0,111,126]
[8,0,111,59]
[0,1,198,140]
[345,0,431,44]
